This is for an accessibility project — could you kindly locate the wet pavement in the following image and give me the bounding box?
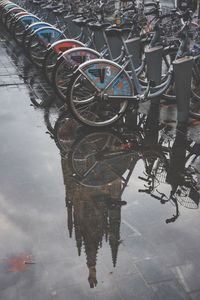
[0,20,200,300]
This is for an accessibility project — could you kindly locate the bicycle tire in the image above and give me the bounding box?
[68,59,133,128]
[12,14,40,43]
[0,3,18,22]
[9,12,30,35]
[4,7,26,29]
[68,130,131,187]
[43,39,84,83]
[2,4,19,21]
[22,22,52,53]
[53,110,81,155]
[52,47,100,100]
[27,27,65,67]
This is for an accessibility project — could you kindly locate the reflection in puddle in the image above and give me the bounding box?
[63,156,123,288]
[52,105,200,287]
[2,26,200,290]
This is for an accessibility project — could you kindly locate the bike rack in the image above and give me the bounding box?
[145,46,163,85]
[125,37,141,69]
[145,46,163,105]
[173,56,194,124]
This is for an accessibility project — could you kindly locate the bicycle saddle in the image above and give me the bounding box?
[53,8,69,15]
[105,26,132,36]
[72,18,95,27]
[42,4,62,10]
[171,8,178,13]
[88,22,111,31]
[32,0,44,5]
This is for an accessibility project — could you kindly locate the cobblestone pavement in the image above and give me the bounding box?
[0,18,200,300]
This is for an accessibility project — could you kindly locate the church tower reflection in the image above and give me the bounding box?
[61,157,123,288]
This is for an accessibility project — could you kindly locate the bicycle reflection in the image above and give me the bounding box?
[53,106,200,288]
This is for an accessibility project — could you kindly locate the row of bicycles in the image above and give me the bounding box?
[1,0,200,128]
[0,0,199,224]
[18,68,199,225]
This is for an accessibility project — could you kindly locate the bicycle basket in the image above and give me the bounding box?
[175,186,200,209]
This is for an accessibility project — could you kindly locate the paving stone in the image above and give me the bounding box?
[190,291,200,300]
[151,280,191,300]
[123,236,158,261]
[136,258,175,284]
[171,262,200,293]
[116,273,156,300]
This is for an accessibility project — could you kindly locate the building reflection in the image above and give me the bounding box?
[61,155,123,288]
[53,103,199,287]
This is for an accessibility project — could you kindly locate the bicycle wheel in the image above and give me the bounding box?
[4,7,26,29]
[12,15,40,43]
[9,11,30,34]
[0,2,18,22]
[53,111,81,155]
[69,131,132,187]
[0,1,9,13]
[43,39,84,83]
[53,47,100,100]
[68,59,133,127]
[27,27,65,67]
[22,22,52,52]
